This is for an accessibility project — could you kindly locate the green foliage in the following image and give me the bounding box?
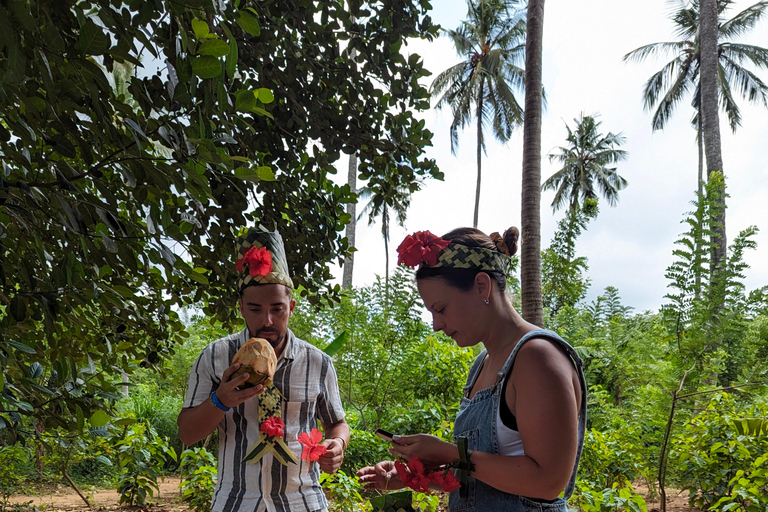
[673,391,768,511]
[320,470,370,512]
[662,174,760,387]
[124,386,184,462]
[179,447,217,512]
[0,0,440,446]
[0,445,29,505]
[574,482,648,512]
[114,422,176,505]
[542,199,598,318]
[578,427,648,490]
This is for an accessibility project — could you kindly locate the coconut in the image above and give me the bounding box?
[230,337,277,387]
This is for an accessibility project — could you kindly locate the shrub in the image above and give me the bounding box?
[114,422,177,505]
[179,447,217,512]
[672,391,768,511]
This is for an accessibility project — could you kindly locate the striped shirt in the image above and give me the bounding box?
[183,328,346,512]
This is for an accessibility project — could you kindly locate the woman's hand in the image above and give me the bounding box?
[357,461,403,490]
[388,434,458,466]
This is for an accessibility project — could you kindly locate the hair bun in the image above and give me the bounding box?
[503,227,519,256]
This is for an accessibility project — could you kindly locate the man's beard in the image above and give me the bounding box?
[254,327,284,348]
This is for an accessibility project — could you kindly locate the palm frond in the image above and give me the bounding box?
[624,41,689,63]
[720,1,768,39]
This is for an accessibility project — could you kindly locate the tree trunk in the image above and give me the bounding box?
[700,0,726,277]
[342,13,358,290]
[694,109,703,299]
[383,205,390,298]
[520,0,545,327]
[342,152,358,289]
[474,82,484,229]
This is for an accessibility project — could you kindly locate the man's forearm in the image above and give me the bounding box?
[178,397,226,445]
[323,419,350,449]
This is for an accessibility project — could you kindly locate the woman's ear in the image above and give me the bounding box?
[474,272,492,301]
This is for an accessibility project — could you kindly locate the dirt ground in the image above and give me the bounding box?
[9,477,702,511]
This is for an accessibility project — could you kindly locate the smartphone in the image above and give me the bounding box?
[374,428,396,442]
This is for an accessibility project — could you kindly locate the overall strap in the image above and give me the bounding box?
[494,329,587,500]
[462,349,488,397]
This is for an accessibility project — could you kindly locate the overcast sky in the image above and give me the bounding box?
[330,0,768,314]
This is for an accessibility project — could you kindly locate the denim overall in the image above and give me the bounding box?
[449,330,587,512]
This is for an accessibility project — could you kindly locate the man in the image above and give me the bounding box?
[178,228,349,512]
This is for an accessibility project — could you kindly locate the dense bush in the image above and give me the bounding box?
[672,392,768,511]
[179,447,217,512]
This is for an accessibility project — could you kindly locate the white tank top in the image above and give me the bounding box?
[496,401,525,456]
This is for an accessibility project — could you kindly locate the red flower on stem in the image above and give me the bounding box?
[395,458,431,493]
[298,428,327,462]
[260,417,284,438]
[236,246,273,277]
[396,231,450,268]
[428,468,460,492]
[395,457,461,493]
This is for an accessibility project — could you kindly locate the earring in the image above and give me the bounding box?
[483,298,490,305]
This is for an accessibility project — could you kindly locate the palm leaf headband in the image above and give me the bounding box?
[396,230,511,276]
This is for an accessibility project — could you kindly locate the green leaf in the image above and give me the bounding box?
[224,25,238,77]
[4,339,36,354]
[236,12,260,37]
[235,90,257,112]
[235,166,260,182]
[323,331,348,357]
[80,19,111,55]
[198,39,229,57]
[90,410,110,427]
[183,266,209,285]
[256,88,274,104]
[10,295,26,322]
[251,106,274,120]
[192,18,209,39]
[113,418,137,427]
[29,362,43,379]
[256,166,275,181]
[95,455,113,466]
[192,56,222,79]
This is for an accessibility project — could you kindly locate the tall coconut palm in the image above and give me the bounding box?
[542,114,628,213]
[430,0,526,228]
[623,0,768,192]
[357,172,417,290]
[520,0,545,326]
[701,0,727,295]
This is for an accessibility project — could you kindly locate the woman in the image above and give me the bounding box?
[357,227,587,511]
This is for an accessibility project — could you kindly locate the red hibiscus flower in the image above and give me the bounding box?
[395,458,431,493]
[428,468,460,492]
[396,231,450,268]
[298,428,327,462]
[236,246,272,277]
[260,417,284,438]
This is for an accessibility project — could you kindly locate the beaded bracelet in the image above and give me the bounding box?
[211,390,230,412]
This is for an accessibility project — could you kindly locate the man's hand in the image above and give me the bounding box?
[215,362,265,408]
[178,362,265,446]
[317,437,345,474]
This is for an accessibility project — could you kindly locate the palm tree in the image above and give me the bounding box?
[430,0,526,228]
[357,173,418,289]
[623,0,768,192]
[701,0,727,305]
[521,0,545,326]
[542,114,628,213]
